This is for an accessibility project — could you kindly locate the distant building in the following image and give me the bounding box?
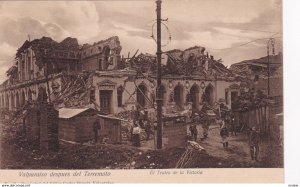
[230,53,283,102]
[0,36,241,115]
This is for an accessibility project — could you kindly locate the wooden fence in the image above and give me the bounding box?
[233,103,283,140]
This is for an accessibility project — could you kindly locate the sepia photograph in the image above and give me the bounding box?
[0,0,283,177]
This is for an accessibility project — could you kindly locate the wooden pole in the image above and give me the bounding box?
[156,0,163,149]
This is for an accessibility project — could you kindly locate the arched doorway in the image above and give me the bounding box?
[15,92,20,108]
[190,84,200,110]
[202,83,215,106]
[5,94,9,108]
[137,84,147,108]
[174,84,184,108]
[10,93,15,110]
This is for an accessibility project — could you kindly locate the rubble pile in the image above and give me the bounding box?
[115,110,132,120]
[229,53,283,79]
[123,53,157,73]
[122,47,239,81]
[1,118,267,169]
[134,148,184,169]
[52,73,93,108]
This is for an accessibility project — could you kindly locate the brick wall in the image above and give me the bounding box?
[82,57,99,71]
[39,103,59,152]
[25,106,39,147]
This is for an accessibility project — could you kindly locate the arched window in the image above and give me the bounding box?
[174,84,184,107]
[117,86,123,107]
[202,83,214,106]
[190,84,200,110]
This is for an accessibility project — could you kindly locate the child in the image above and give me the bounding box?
[220,122,229,148]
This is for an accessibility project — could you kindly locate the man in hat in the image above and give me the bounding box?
[249,126,260,161]
[189,123,198,142]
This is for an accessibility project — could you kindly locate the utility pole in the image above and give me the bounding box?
[267,38,275,97]
[156,0,163,149]
[266,38,275,141]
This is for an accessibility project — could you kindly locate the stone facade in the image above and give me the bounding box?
[0,36,122,111]
[0,36,240,115]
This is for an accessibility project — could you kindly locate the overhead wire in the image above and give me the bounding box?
[167,21,282,52]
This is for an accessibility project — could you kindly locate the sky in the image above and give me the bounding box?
[0,0,282,83]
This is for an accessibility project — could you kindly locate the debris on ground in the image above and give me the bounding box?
[0,115,282,169]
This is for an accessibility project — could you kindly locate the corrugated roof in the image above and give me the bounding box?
[59,107,90,119]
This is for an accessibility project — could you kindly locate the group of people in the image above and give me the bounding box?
[130,107,155,147]
[188,105,261,161]
[189,113,210,142]
[93,102,260,161]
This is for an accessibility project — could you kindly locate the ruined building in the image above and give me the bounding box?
[0,36,241,116]
[230,53,283,103]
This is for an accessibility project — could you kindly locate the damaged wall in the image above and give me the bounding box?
[80,36,122,71]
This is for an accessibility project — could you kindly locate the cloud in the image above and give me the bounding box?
[0,1,100,43]
[0,0,282,83]
[0,42,16,58]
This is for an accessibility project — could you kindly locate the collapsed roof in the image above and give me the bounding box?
[122,46,238,81]
[230,53,283,78]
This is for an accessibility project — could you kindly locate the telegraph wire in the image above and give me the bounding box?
[237,28,282,34]
[207,35,282,51]
[168,22,282,52]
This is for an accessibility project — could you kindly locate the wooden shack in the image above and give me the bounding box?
[58,108,122,144]
[97,114,122,144]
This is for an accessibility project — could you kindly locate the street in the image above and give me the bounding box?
[138,122,283,167]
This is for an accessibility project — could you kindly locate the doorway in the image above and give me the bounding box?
[100,90,112,114]
[202,84,214,106]
[190,84,199,110]
[174,84,183,108]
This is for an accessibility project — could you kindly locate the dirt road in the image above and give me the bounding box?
[0,120,283,169]
[193,124,283,167]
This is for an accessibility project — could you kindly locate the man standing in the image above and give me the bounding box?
[132,124,141,147]
[220,122,229,148]
[202,117,210,139]
[189,123,198,141]
[93,119,101,143]
[230,113,237,136]
[249,127,260,161]
[144,120,152,141]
